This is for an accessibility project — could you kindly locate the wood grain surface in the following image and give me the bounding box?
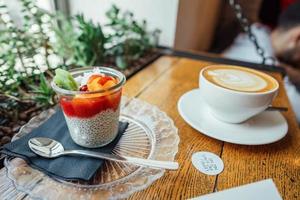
[124,56,300,199]
[0,56,299,199]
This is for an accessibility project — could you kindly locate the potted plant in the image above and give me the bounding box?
[0,0,160,146]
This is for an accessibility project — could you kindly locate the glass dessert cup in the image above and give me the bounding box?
[51,67,126,148]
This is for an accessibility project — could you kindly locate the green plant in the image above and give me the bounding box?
[30,74,55,106]
[0,1,160,129]
[0,0,60,122]
[53,4,160,69]
[105,5,161,68]
[52,14,107,67]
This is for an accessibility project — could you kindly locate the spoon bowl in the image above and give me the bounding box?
[29,137,65,158]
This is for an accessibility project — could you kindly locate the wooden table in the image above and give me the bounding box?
[1,55,300,199]
[123,55,300,199]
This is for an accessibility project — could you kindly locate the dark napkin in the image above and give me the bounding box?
[0,109,128,181]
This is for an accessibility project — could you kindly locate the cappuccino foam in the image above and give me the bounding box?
[203,65,278,93]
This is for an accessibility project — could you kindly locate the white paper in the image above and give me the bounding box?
[190,179,282,200]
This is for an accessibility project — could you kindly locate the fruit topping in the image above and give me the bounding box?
[87,75,117,91]
[87,74,104,84]
[98,76,113,85]
[54,69,78,91]
[79,85,88,91]
[60,90,122,118]
[56,67,122,118]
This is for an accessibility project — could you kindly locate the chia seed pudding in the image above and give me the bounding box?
[65,107,120,148]
[51,67,126,148]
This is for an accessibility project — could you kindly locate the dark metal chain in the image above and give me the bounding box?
[229,0,276,66]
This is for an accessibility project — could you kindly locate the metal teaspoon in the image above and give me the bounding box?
[28,137,179,170]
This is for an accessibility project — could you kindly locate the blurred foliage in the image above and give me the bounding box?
[53,4,160,68]
[0,0,59,122]
[52,14,107,67]
[0,0,160,124]
[105,5,160,68]
[30,73,55,106]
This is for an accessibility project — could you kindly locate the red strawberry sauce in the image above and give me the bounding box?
[60,89,122,118]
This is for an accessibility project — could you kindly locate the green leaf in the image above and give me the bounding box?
[116,56,127,69]
[29,73,55,107]
[53,68,78,91]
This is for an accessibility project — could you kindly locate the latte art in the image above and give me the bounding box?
[207,69,267,92]
[203,65,278,93]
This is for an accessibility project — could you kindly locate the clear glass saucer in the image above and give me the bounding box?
[4,97,179,199]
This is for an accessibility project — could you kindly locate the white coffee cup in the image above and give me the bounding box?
[199,65,279,123]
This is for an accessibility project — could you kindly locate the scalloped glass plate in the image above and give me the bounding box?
[3,96,179,199]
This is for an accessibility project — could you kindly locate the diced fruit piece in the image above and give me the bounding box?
[87,78,104,91]
[98,76,113,86]
[103,80,116,89]
[54,69,78,91]
[79,85,88,91]
[87,75,117,91]
[87,74,103,84]
[76,93,102,98]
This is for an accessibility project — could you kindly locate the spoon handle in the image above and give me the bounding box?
[63,150,179,170]
[122,156,179,170]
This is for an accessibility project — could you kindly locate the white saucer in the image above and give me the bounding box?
[177,89,288,145]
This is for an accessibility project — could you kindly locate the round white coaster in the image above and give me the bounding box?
[191,151,224,175]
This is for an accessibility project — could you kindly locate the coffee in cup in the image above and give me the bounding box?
[202,65,278,93]
[200,65,279,123]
